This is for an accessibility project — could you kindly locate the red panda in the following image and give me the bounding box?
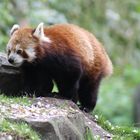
[6,23,113,111]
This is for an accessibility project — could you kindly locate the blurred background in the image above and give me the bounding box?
[0,0,140,127]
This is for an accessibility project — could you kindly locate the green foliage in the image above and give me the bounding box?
[49,0,140,67]
[84,127,94,140]
[0,0,67,51]
[95,76,133,125]
[0,119,40,140]
[0,94,31,106]
[0,1,15,51]
[95,115,140,139]
[94,65,140,126]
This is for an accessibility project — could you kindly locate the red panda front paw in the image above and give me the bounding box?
[79,106,91,113]
[52,92,65,99]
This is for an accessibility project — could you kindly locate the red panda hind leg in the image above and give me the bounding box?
[78,74,102,112]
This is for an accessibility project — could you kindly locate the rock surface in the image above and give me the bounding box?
[0,52,23,96]
[0,132,26,140]
[0,52,112,139]
[1,97,112,140]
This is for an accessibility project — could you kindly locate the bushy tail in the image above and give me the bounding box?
[103,54,113,77]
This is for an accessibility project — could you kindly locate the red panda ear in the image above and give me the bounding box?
[10,24,20,36]
[33,23,51,42]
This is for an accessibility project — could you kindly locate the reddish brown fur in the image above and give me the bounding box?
[43,24,113,78]
[8,24,113,111]
[10,24,113,78]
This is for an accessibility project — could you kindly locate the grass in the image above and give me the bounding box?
[0,94,32,106]
[0,94,40,140]
[0,119,40,140]
[94,114,140,140]
[84,127,94,140]
[84,114,140,140]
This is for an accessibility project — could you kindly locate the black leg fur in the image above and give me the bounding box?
[22,64,53,97]
[56,78,80,103]
[78,74,102,112]
[55,69,82,103]
[45,53,83,102]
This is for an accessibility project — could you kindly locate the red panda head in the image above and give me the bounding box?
[6,23,51,67]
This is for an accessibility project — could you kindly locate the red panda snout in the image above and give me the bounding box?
[8,50,25,66]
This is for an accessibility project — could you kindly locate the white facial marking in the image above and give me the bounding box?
[16,44,20,50]
[25,47,36,62]
[13,55,24,66]
[33,22,51,43]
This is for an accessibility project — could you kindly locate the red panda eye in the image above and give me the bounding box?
[16,49,22,54]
